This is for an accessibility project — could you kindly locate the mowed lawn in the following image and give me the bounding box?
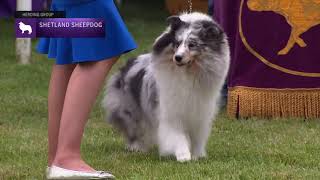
[1,2,320,179]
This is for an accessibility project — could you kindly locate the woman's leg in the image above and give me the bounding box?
[53,57,119,171]
[48,64,76,166]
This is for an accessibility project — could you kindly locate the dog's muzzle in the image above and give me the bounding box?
[174,55,192,67]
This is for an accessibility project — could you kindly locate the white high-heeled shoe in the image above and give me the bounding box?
[46,166,51,178]
[47,165,115,179]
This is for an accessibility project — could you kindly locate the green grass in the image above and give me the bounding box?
[1,2,320,179]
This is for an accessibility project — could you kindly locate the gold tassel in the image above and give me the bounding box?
[227,87,320,119]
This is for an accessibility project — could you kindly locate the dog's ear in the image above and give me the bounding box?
[166,16,184,31]
[199,21,223,41]
[153,32,174,54]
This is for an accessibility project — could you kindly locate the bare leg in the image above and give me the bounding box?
[53,57,119,171]
[48,64,76,166]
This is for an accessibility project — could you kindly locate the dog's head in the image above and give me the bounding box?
[18,22,24,26]
[152,12,227,67]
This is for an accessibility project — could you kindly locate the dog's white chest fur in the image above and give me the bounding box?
[151,63,220,162]
[153,64,218,121]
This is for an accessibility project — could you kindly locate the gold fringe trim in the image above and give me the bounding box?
[227,87,320,119]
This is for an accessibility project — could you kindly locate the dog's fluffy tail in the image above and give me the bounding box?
[102,54,159,152]
[102,55,153,145]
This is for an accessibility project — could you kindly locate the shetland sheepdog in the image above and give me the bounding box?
[102,12,230,162]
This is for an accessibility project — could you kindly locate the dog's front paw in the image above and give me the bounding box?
[192,151,207,160]
[175,150,191,162]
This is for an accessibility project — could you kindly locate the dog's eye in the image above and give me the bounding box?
[174,40,182,48]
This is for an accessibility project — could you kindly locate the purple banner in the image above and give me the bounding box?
[15,18,105,38]
[215,0,320,119]
[214,0,320,89]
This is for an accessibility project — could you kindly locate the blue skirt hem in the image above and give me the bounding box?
[37,45,137,65]
[37,0,137,65]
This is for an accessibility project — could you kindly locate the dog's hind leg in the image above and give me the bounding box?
[126,130,155,153]
[108,109,148,152]
[158,119,191,162]
[126,140,149,153]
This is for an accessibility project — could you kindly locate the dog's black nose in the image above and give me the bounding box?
[175,55,183,62]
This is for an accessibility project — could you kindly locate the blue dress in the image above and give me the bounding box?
[37,0,137,64]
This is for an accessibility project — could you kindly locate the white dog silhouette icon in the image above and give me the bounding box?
[18,22,32,35]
